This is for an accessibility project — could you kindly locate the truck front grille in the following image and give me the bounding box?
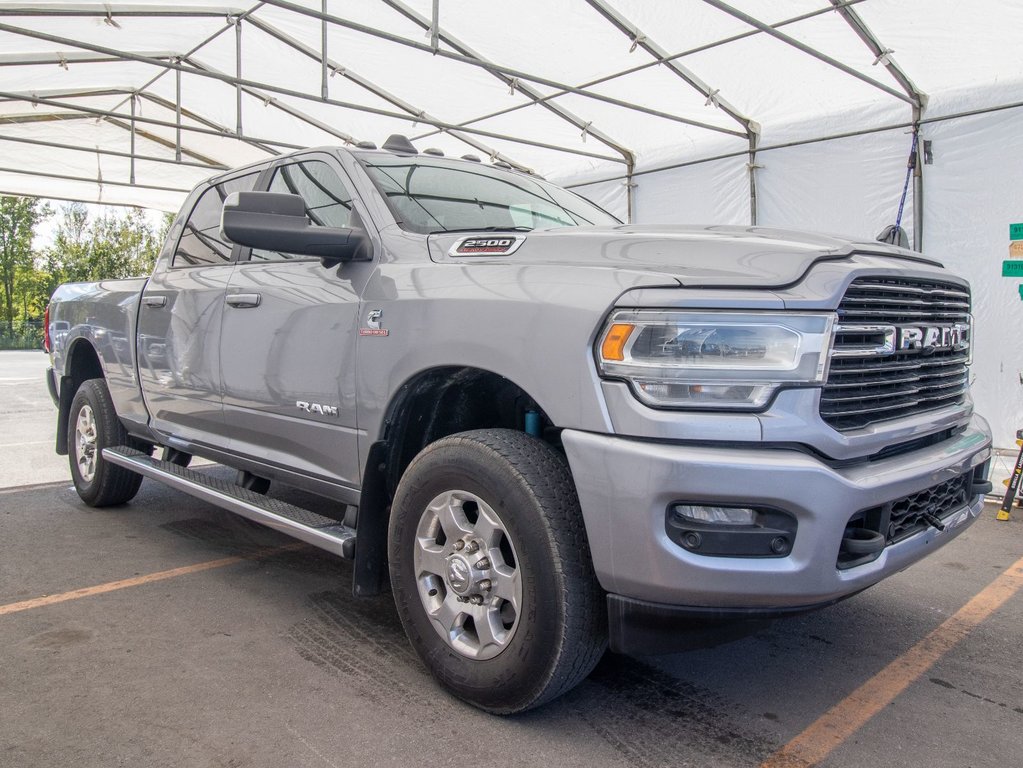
[821,277,971,431]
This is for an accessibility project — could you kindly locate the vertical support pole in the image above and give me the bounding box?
[321,0,329,99]
[430,0,440,51]
[748,132,759,226]
[912,105,923,252]
[235,16,243,135]
[175,63,182,162]
[626,159,635,223]
[129,92,136,184]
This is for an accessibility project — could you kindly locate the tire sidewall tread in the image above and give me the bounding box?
[68,379,143,507]
[388,429,606,714]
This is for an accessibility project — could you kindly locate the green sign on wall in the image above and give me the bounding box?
[1003,261,1023,277]
[1011,223,1023,240]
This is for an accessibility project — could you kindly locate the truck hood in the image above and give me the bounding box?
[427,224,938,288]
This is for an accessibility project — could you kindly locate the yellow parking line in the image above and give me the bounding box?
[0,544,304,617]
[761,554,1023,768]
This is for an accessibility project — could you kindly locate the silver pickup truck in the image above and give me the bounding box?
[46,135,993,713]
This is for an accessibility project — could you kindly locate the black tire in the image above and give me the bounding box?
[68,379,143,507]
[388,428,606,714]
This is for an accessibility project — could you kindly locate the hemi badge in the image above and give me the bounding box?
[360,328,389,337]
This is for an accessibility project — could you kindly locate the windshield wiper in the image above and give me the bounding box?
[429,226,533,234]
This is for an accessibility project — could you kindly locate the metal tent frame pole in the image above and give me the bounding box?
[379,0,637,217]
[244,17,530,173]
[828,0,927,251]
[0,21,624,165]
[583,0,759,223]
[0,132,228,171]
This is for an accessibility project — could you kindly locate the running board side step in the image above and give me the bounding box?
[103,446,356,559]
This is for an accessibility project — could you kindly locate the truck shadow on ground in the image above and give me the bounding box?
[283,584,779,768]
[158,508,781,766]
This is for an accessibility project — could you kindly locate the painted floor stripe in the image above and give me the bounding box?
[0,544,304,617]
[761,555,1023,768]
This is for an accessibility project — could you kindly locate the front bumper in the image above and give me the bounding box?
[562,416,991,613]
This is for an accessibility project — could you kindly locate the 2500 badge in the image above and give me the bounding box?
[450,235,524,256]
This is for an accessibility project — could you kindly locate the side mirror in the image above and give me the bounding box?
[221,191,371,266]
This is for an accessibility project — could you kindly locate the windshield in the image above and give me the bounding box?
[356,154,621,234]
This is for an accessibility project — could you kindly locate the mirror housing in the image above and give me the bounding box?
[220,191,371,266]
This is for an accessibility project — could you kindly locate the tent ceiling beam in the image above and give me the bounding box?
[377,0,633,163]
[258,0,743,139]
[408,0,858,144]
[827,0,925,107]
[134,89,278,155]
[0,130,227,171]
[0,86,249,165]
[182,55,357,147]
[379,0,636,217]
[0,164,192,193]
[0,4,246,18]
[245,16,531,173]
[582,0,758,223]
[0,90,299,152]
[0,51,178,67]
[0,21,623,164]
[701,0,914,105]
[583,0,756,135]
[98,4,269,159]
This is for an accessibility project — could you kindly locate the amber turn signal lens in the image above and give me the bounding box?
[600,323,635,361]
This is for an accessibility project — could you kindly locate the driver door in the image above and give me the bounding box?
[219,154,373,490]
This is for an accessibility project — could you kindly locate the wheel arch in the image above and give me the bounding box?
[55,339,105,455]
[353,365,558,596]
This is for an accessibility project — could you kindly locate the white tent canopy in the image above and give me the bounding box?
[1,0,1021,447]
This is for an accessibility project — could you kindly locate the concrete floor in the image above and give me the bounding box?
[0,350,70,489]
[1,350,1022,767]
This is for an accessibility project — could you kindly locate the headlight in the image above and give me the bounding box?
[597,310,835,409]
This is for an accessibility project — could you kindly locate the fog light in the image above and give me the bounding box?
[665,503,797,558]
[674,505,756,526]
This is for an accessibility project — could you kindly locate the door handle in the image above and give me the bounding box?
[142,295,167,308]
[225,293,261,308]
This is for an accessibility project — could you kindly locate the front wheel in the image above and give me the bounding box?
[68,379,143,507]
[388,429,606,713]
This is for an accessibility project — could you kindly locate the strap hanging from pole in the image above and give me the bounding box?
[894,130,918,232]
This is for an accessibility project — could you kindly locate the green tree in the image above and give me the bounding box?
[0,196,49,333]
[47,203,162,283]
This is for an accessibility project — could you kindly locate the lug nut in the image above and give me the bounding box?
[476,579,492,591]
[453,540,465,551]
[469,595,484,605]
[474,558,490,570]
[465,541,480,554]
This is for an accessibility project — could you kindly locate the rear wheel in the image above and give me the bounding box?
[389,429,606,713]
[68,379,143,507]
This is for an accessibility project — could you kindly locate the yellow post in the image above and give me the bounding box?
[996,433,1023,521]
